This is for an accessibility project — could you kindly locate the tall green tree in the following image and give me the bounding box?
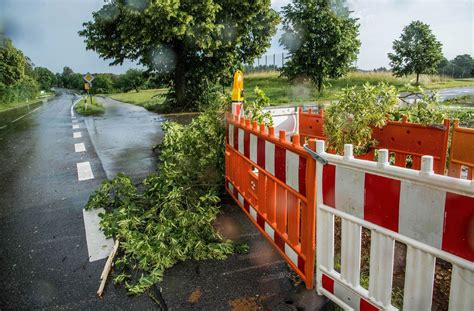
[33,67,56,90]
[279,0,360,93]
[388,21,443,84]
[0,39,27,86]
[79,0,279,110]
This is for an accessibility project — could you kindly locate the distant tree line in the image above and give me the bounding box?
[54,67,161,94]
[437,54,474,78]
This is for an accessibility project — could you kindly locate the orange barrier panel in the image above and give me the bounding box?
[448,120,474,180]
[225,112,317,288]
[371,117,450,174]
[298,109,450,174]
[298,107,325,143]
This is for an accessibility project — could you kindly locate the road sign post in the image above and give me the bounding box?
[83,73,95,112]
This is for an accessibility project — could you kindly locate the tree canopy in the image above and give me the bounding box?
[388,20,443,84]
[279,0,360,93]
[33,67,56,90]
[0,39,27,87]
[79,0,279,110]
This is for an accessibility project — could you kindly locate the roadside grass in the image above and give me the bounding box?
[105,72,474,110]
[0,92,55,112]
[243,71,474,105]
[108,88,167,112]
[442,94,474,106]
[75,96,105,116]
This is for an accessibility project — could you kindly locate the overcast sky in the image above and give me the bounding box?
[1,0,472,74]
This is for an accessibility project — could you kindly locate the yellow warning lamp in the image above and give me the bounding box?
[231,70,244,102]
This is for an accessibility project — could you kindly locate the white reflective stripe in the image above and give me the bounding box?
[249,206,257,221]
[317,208,334,270]
[285,150,299,192]
[341,219,361,287]
[449,265,474,310]
[72,124,80,129]
[250,134,258,163]
[74,143,86,153]
[264,222,275,240]
[238,128,244,154]
[399,181,445,249]
[316,161,324,205]
[368,231,394,307]
[77,161,94,181]
[285,243,298,267]
[228,182,234,193]
[403,245,435,310]
[334,280,361,311]
[228,124,234,147]
[335,166,365,218]
[73,132,82,138]
[265,141,275,175]
[238,193,244,206]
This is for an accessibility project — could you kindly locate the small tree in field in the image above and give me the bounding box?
[388,21,443,84]
[280,0,360,93]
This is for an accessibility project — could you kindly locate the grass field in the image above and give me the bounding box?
[0,92,55,112]
[105,71,474,109]
[108,88,167,112]
[75,96,105,116]
[243,71,474,105]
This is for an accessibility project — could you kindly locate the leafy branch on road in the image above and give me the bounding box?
[85,94,238,295]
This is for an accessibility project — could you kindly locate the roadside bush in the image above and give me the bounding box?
[324,82,398,154]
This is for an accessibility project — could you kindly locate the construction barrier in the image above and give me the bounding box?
[298,109,451,174]
[314,140,474,310]
[298,107,325,142]
[225,113,317,288]
[371,117,450,174]
[449,120,474,180]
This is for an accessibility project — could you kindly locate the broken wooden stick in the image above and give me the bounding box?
[97,239,119,298]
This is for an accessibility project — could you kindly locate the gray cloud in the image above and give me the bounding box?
[1,0,472,73]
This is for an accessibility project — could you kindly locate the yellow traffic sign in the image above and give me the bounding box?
[84,83,90,90]
[83,73,95,83]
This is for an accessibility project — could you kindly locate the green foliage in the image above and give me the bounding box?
[116,69,145,93]
[33,67,56,90]
[388,21,443,84]
[58,66,84,90]
[79,0,279,110]
[85,99,238,294]
[0,39,27,86]
[279,0,360,93]
[244,87,273,126]
[437,54,474,78]
[324,83,398,154]
[392,85,446,124]
[92,73,117,94]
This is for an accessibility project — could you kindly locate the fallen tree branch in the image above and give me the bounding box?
[97,239,120,298]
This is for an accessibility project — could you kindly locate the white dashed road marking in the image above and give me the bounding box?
[76,161,94,181]
[82,208,114,262]
[74,143,86,153]
[73,132,82,138]
[72,124,80,129]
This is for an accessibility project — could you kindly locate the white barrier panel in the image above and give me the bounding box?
[314,141,474,311]
[263,107,298,136]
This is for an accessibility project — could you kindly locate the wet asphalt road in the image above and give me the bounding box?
[0,91,325,310]
[0,90,155,309]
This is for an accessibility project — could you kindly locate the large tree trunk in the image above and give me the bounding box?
[174,44,187,110]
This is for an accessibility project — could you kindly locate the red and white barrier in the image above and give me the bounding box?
[228,123,307,196]
[315,141,474,310]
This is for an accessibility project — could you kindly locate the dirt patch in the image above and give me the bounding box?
[188,288,202,304]
[228,296,267,311]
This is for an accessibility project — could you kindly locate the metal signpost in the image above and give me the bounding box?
[83,73,95,111]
